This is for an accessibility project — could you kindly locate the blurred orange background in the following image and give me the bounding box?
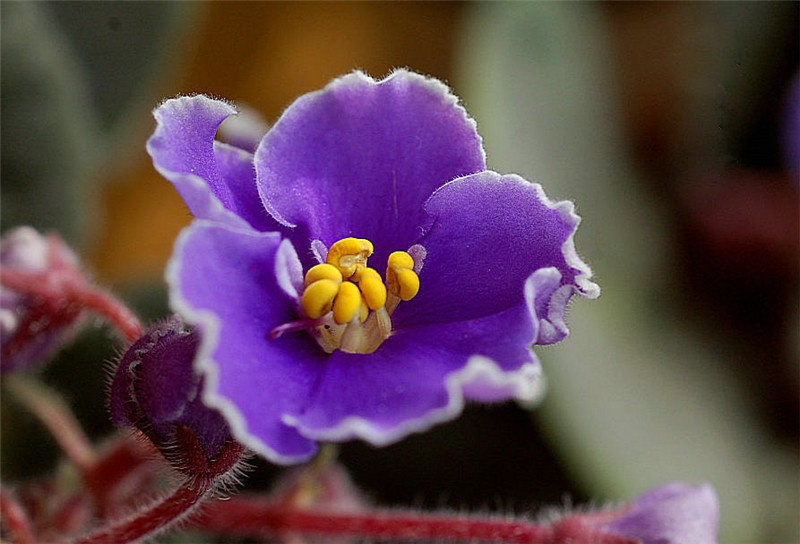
[92,2,464,285]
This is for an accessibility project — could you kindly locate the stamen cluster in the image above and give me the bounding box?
[297,238,420,354]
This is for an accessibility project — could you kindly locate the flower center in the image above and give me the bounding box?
[271,238,421,354]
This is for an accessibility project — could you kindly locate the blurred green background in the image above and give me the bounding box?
[2,2,798,542]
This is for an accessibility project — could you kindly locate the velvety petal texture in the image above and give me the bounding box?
[288,301,539,443]
[400,171,597,344]
[148,96,277,231]
[153,70,598,463]
[256,70,486,265]
[168,221,319,463]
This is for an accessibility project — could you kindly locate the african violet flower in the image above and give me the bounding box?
[148,70,598,464]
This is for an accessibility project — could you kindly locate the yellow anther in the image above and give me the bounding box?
[333,281,362,324]
[326,238,374,279]
[301,279,339,319]
[386,251,419,301]
[387,251,414,271]
[393,268,420,300]
[358,298,369,322]
[304,263,342,287]
[291,242,420,354]
[357,267,387,310]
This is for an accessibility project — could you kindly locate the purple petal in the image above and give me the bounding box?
[167,221,319,463]
[217,103,269,153]
[255,69,486,266]
[148,96,277,231]
[601,482,720,544]
[286,301,539,445]
[399,171,598,344]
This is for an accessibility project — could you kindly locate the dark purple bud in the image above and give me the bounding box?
[109,316,242,477]
[1,227,85,373]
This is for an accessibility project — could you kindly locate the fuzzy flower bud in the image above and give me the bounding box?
[109,315,242,477]
[1,227,85,373]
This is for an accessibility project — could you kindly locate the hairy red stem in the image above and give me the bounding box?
[74,287,143,343]
[0,270,143,344]
[71,477,214,544]
[199,497,554,543]
[0,488,37,544]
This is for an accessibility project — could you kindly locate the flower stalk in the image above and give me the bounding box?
[6,375,97,475]
[71,476,216,544]
[0,267,143,343]
[4,376,164,523]
[196,498,639,544]
[200,497,550,543]
[0,488,36,544]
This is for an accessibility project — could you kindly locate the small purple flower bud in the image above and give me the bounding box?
[109,316,243,477]
[599,482,719,544]
[552,482,719,544]
[1,227,85,373]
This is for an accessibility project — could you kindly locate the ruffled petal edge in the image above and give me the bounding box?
[166,221,318,465]
[527,177,600,343]
[283,355,541,447]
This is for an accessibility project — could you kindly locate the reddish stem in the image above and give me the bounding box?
[0,488,37,544]
[0,270,143,344]
[198,497,554,543]
[74,287,143,343]
[71,476,215,544]
[7,376,97,475]
[84,436,162,520]
[6,378,164,523]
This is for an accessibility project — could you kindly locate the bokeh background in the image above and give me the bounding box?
[2,2,798,542]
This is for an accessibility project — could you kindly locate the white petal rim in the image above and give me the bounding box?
[256,68,486,228]
[282,355,542,446]
[166,220,317,465]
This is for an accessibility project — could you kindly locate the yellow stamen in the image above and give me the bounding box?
[304,263,342,287]
[326,238,374,279]
[387,251,414,271]
[301,279,339,319]
[357,267,387,310]
[333,281,362,324]
[386,251,420,301]
[278,239,423,355]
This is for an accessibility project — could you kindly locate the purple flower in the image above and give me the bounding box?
[1,227,84,373]
[148,70,598,463]
[599,482,719,544]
